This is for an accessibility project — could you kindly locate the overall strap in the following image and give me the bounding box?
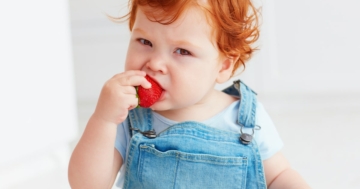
[222,80,257,129]
[128,107,153,137]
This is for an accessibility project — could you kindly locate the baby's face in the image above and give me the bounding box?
[125,5,226,113]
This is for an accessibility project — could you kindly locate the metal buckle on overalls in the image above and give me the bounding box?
[130,128,157,139]
[239,125,254,145]
[233,80,240,90]
[239,125,261,144]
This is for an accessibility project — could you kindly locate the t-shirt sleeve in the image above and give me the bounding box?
[115,119,130,160]
[255,102,284,160]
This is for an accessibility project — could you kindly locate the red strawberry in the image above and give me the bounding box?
[137,75,163,108]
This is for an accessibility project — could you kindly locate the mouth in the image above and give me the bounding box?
[157,90,166,101]
[146,75,166,103]
[137,74,165,108]
[147,75,165,91]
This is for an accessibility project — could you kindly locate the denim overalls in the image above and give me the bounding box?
[122,80,267,189]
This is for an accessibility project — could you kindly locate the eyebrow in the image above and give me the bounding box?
[132,28,148,36]
[171,39,202,50]
[132,28,202,50]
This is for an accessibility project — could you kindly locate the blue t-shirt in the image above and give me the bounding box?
[114,100,283,187]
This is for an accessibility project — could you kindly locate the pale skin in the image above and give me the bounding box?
[68,4,311,189]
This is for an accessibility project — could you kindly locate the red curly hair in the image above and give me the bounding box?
[115,0,260,76]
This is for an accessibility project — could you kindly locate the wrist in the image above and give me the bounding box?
[89,114,119,128]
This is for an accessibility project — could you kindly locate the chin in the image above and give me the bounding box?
[150,106,167,112]
[149,102,172,112]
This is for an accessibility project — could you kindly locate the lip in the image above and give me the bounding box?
[146,75,165,91]
[145,75,166,102]
[157,90,166,101]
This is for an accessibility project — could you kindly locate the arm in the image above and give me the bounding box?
[264,152,311,189]
[68,70,151,189]
[68,118,122,189]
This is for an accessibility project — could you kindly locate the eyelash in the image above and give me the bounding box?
[138,38,192,56]
[138,38,152,47]
[175,49,191,56]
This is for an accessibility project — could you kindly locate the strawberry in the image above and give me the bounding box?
[137,75,163,108]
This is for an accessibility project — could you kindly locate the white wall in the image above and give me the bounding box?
[268,0,360,94]
[0,0,78,188]
[71,0,130,102]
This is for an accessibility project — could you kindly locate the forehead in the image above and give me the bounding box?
[134,5,215,42]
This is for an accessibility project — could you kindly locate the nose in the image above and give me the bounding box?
[145,53,168,74]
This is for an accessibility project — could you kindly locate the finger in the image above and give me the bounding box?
[121,85,137,95]
[127,95,140,110]
[139,78,152,89]
[128,104,137,110]
[112,70,146,79]
[116,75,151,88]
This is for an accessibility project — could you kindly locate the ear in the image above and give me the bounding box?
[216,56,236,84]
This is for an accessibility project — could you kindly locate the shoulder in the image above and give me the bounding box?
[255,102,274,126]
[254,101,284,160]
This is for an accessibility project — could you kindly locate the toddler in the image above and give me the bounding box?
[69,0,310,188]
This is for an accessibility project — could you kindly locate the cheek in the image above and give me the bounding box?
[124,50,144,71]
[172,75,206,96]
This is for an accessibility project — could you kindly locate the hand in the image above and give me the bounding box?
[92,70,151,125]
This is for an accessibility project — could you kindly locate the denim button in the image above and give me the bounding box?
[130,127,157,139]
[142,130,157,139]
[240,133,252,144]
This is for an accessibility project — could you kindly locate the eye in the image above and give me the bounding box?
[139,38,152,47]
[175,48,191,56]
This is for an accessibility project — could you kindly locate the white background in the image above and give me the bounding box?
[0,0,78,188]
[1,0,360,188]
